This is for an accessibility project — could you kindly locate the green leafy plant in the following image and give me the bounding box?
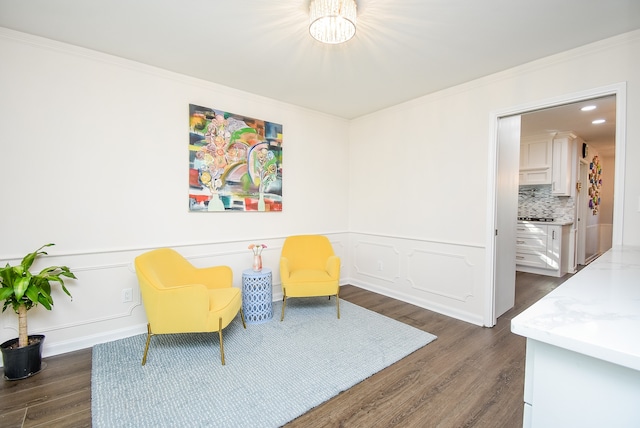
[0,243,76,348]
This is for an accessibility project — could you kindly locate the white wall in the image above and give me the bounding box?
[0,28,350,356]
[2,27,640,356]
[348,30,640,324]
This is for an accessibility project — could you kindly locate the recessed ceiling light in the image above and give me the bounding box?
[592,119,606,124]
[581,105,596,111]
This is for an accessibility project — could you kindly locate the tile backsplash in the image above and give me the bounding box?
[518,184,574,222]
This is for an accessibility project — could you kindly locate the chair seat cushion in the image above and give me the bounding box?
[288,269,333,283]
[284,269,338,297]
[208,287,242,330]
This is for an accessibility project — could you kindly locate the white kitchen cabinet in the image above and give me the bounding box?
[551,132,580,196]
[522,339,640,428]
[513,246,640,428]
[546,225,565,271]
[519,135,552,185]
[519,168,551,186]
[515,223,548,269]
[516,222,569,277]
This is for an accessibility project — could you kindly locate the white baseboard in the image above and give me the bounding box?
[43,324,148,359]
[0,323,148,368]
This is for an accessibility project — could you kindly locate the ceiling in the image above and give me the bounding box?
[521,95,617,157]
[1,0,639,122]
[0,1,632,158]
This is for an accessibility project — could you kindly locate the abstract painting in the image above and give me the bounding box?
[188,104,283,212]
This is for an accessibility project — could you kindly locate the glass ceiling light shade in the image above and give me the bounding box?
[309,0,357,44]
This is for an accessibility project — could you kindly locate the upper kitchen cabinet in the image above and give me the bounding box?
[551,132,581,197]
[520,134,552,185]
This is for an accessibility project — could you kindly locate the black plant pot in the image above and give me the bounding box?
[1,334,45,380]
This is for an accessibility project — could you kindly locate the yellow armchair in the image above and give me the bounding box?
[280,235,340,320]
[134,248,245,365]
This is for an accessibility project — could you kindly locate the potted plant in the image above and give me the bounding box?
[0,243,76,380]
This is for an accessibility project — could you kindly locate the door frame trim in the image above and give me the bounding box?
[484,82,627,326]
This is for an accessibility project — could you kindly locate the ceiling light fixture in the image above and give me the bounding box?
[581,105,596,111]
[592,119,606,124]
[309,0,357,44]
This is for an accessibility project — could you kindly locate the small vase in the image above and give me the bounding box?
[207,194,225,211]
[252,254,262,272]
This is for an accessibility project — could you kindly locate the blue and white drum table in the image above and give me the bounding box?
[241,268,273,324]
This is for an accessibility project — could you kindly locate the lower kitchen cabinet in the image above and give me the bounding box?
[516,222,569,277]
[513,247,640,428]
[523,339,640,428]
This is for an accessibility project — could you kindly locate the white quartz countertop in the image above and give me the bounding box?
[511,245,640,371]
[517,220,574,226]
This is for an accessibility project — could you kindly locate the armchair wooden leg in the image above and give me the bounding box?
[142,323,154,366]
[240,308,247,329]
[218,317,225,365]
[336,295,340,319]
[281,295,287,321]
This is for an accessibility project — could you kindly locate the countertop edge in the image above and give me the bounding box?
[517,220,574,226]
[510,323,640,372]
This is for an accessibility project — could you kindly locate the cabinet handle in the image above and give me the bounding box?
[516,256,525,259]
[552,230,556,239]
[517,240,526,244]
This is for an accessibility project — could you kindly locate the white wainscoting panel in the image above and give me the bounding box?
[407,249,474,302]
[346,233,486,326]
[353,240,400,282]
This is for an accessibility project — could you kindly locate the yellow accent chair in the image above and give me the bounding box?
[279,235,341,321]
[134,248,245,366]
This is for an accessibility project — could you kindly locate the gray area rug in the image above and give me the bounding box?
[92,298,437,427]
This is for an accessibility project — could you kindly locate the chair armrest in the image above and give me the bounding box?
[326,255,340,279]
[280,257,291,281]
[191,265,233,289]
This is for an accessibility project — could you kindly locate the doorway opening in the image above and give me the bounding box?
[520,94,616,268]
[487,83,626,327]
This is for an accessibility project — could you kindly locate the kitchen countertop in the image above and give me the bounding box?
[511,245,640,371]
[517,219,574,226]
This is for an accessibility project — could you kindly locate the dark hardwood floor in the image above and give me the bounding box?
[0,272,571,428]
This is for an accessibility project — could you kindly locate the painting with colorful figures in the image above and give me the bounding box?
[588,155,602,215]
[188,104,283,212]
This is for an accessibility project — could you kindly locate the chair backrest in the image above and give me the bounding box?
[281,235,335,271]
[134,248,196,289]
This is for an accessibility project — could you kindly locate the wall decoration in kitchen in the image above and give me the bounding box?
[588,155,602,215]
[188,104,283,212]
